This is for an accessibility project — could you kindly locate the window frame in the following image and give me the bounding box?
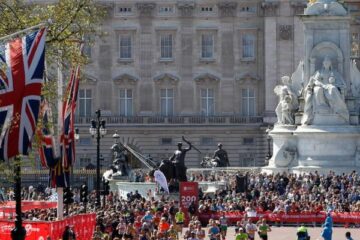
[78,89,92,117]
[119,88,133,116]
[160,88,174,116]
[201,33,214,60]
[119,34,133,60]
[200,88,215,116]
[158,6,175,15]
[242,33,256,60]
[160,34,173,60]
[241,88,256,117]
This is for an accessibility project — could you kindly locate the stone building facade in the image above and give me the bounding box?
[73,0,360,169]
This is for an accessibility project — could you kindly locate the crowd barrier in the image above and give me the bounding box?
[0,201,57,219]
[0,213,96,240]
[198,211,360,225]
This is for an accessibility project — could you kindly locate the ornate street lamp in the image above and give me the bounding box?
[89,109,106,208]
[265,126,272,163]
[74,128,80,141]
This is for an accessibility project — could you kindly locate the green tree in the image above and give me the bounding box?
[0,0,106,175]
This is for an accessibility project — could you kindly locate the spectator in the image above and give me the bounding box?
[62,225,76,240]
[345,232,353,240]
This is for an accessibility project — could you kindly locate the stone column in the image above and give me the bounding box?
[291,1,307,68]
[98,44,112,110]
[262,1,279,123]
[136,2,156,114]
[177,1,195,114]
[217,2,237,113]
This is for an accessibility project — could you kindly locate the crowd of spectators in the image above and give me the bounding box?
[0,170,360,239]
[197,170,360,213]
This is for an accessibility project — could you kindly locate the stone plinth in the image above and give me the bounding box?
[263,124,360,174]
[294,125,359,168]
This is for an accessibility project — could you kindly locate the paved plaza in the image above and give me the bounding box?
[180,227,359,240]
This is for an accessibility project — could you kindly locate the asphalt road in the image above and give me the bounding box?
[179,226,359,240]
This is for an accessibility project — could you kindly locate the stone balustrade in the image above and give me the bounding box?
[74,115,263,125]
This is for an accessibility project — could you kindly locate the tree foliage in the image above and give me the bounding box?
[0,0,106,173]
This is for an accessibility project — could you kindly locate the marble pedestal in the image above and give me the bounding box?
[263,124,360,174]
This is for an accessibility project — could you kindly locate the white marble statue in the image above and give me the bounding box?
[274,76,299,124]
[350,60,360,97]
[302,56,349,125]
[274,62,304,125]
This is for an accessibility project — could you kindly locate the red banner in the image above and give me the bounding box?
[0,213,96,240]
[0,201,57,219]
[198,211,360,225]
[179,182,198,224]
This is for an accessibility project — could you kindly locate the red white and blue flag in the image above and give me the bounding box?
[61,64,81,169]
[38,97,57,168]
[0,28,46,160]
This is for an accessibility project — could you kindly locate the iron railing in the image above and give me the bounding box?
[74,115,263,125]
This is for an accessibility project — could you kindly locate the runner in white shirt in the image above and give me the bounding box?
[245,219,257,240]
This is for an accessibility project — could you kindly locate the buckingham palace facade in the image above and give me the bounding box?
[71,0,360,169]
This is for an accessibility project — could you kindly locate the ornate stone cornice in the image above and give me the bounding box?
[113,73,139,85]
[236,72,260,83]
[194,73,220,84]
[82,74,98,85]
[261,1,279,17]
[136,2,156,17]
[176,1,196,18]
[290,1,307,15]
[153,73,180,85]
[217,2,238,17]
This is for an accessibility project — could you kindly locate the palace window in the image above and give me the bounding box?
[201,34,214,59]
[119,89,133,116]
[79,89,92,117]
[201,6,213,12]
[119,35,132,59]
[160,88,174,116]
[201,88,215,116]
[241,88,256,116]
[240,6,257,13]
[159,6,174,14]
[160,34,173,60]
[161,138,173,145]
[118,7,132,14]
[242,34,255,59]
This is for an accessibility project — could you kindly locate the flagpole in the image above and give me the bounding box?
[0,20,51,42]
[11,156,26,240]
[57,50,64,220]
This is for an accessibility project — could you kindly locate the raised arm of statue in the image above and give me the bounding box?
[182,136,192,152]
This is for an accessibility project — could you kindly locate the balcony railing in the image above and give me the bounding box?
[75,115,263,125]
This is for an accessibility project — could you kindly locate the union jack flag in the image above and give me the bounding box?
[49,159,70,188]
[61,64,81,168]
[38,97,58,168]
[0,28,46,160]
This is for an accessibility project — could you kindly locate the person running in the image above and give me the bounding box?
[195,221,205,240]
[208,220,220,240]
[297,225,310,240]
[219,212,228,240]
[235,228,248,240]
[167,225,179,240]
[245,219,257,240]
[257,219,271,240]
[175,207,185,233]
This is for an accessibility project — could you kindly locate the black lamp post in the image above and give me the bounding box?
[11,157,26,240]
[89,109,106,208]
[265,126,272,162]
